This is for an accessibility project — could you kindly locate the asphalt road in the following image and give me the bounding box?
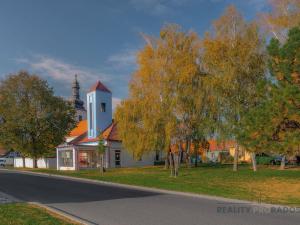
[0,170,299,225]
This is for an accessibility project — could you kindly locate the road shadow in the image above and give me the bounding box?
[0,171,161,204]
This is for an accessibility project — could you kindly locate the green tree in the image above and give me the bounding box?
[237,81,277,171]
[97,134,106,174]
[239,26,300,170]
[0,71,76,167]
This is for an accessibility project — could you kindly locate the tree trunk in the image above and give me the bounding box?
[164,152,170,169]
[173,153,179,177]
[33,158,38,168]
[185,139,191,168]
[185,153,191,168]
[178,144,182,168]
[194,150,198,167]
[100,154,104,174]
[251,152,257,172]
[22,156,26,168]
[169,153,175,177]
[180,149,183,164]
[280,155,286,170]
[233,145,239,172]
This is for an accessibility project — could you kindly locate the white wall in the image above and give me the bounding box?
[14,157,57,169]
[95,91,112,133]
[108,142,155,168]
[87,89,112,138]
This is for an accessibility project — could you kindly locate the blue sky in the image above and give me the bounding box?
[0,0,269,109]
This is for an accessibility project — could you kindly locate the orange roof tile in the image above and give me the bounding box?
[0,146,8,156]
[69,120,87,137]
[169,139,236,153]
[208,140,235,151]
[77,122,121,144]
[89,80,111,93]
[103,123,120,141]
[77,135,98,143]
[102,123,114,140]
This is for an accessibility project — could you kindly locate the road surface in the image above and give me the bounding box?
[0,170,299,225]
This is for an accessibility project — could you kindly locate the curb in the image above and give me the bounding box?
[1,168,296,209]
[29,202,92,225]
[0,191,20,204]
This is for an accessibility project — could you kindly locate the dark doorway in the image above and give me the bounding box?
[115,150,121,167]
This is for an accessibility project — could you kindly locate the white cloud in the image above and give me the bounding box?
[129,0,225,16]
[129,0,188,15]
[16,55,111,85]
[107,49,137,69]
[16,55,126,111]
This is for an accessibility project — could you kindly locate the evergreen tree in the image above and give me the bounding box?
[239,26,300,170]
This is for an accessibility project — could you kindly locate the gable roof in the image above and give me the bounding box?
[89,80,111,93]
[69,120,87,137]
[102,122,120,141]
[67,122,121,145]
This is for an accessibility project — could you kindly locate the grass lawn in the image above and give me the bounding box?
[19,164,300,206]
[0,203,78,225]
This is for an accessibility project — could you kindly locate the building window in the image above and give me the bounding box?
[59,150,73,167]
[79,151,97,168]
[89,102,93,129]
[101,103,106,112]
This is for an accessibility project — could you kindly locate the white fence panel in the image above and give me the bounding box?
[14,157,56,169]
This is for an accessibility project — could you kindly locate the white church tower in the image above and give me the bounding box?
[87,80,112,139]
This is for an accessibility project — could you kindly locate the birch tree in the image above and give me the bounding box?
[116,24,211,176]
[259,0,300,42]
[201,5,267,171]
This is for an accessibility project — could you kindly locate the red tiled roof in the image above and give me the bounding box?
[169,139,236,153]
[78,135,98,143]
[69,120,87,137]
[89,80,111,93]
[75,122,121,144]
[208,140,235,152]
[0,146,8,156]
[102,123,120,141]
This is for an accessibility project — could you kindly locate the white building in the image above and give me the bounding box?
[56,80,157,170]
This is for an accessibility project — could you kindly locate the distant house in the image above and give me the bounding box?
[0,146,8,157]
[168,139,251,164]
[56,79,158,171]
[206,140,251,162]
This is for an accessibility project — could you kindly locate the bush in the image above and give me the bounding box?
[219,152,234,164]
[154,161,165,166]
[256,156,273,165]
